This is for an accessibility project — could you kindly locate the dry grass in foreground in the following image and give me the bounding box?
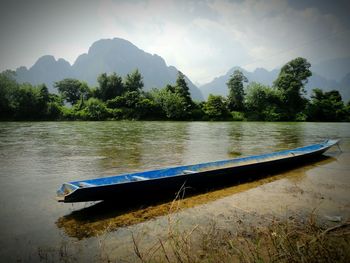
[132,213,350,263]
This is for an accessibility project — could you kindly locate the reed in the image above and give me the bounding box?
[132,210,350,263]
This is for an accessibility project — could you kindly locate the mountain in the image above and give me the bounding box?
[312,57,350,82]
[16,56,74,86]
[340,73,350,102]
[14,38,203,101]
[200,62,350,102]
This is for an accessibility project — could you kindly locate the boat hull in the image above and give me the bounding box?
[58,140,338,203]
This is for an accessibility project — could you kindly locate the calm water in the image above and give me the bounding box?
[0,121,349,261]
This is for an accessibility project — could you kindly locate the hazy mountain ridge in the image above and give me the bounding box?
[11,37,350,102]
[312,57,350,82]
[14,38,203,101]
[15,56,74,86]
[200,67,279,98]
[340,73,350,101]
[200,60,350,102]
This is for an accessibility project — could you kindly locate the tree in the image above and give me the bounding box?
[106,88,136,107]
[273,57,312,119]
[12,83,38,119]
[0,70,18,119]
[174,71,193,108]
[158,71,195,118]
[135,98,160,119]
[150,88,187,119]
[245,82,283,121]
[165,84,176,93]
[307,89,347,121]
[97,72,124,101]
[36,84,50,117]
[54,78,90,105]
[203,94,230,120]
[0,72,59,120]
[227,70,248,111]
[80,98,109,120]
[124,69,143,93]
[11,83,52,120]
[46,93,63,120]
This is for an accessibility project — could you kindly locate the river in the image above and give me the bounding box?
[0,121,349,261]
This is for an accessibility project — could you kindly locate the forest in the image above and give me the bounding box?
[0,57,349,121]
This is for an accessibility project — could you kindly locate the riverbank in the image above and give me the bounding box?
[131,213,350,263]
[53,146,350,262]
[129,150,350,262]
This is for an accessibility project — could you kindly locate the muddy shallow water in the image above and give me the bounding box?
[0,121,349,261]
[64,149,350,262]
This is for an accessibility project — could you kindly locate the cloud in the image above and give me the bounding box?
[208,0,349,70]
[97,0,350,83]
[97,0,251,83]
[0,0,349,84]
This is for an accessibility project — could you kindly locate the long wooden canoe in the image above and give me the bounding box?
[57,139,339,203]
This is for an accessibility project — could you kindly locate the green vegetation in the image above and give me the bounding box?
[245,82,283,121]
[55,78,90,105]
[1,57,349,121]
[306,89,349,121]
[203,94,230,120]
[227,69,248,111]
[273,57,312,120]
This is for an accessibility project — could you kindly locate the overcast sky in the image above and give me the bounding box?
[1,0,349,84]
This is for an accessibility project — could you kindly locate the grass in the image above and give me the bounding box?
[36,213,350,262]
[131,209,350,263]
[134,217,350,263]
[39,206,350,262]
[56,173,298,239]
[51,185,350,263]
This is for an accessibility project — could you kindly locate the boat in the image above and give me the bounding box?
[57,139,339,203]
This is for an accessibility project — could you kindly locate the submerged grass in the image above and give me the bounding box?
[38,212,350,262]
[56,172,299,239]
[130,192,350,263]
[42,191,350,263]
[132,212,350,263]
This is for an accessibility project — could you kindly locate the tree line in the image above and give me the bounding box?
[0,57,349,121]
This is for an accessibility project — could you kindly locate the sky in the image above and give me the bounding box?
[0,0,349,84]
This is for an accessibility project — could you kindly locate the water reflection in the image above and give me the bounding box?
[273,122,303,149]
[228,122,244,157]
[139,122,189,169]
[93,122,145,175]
